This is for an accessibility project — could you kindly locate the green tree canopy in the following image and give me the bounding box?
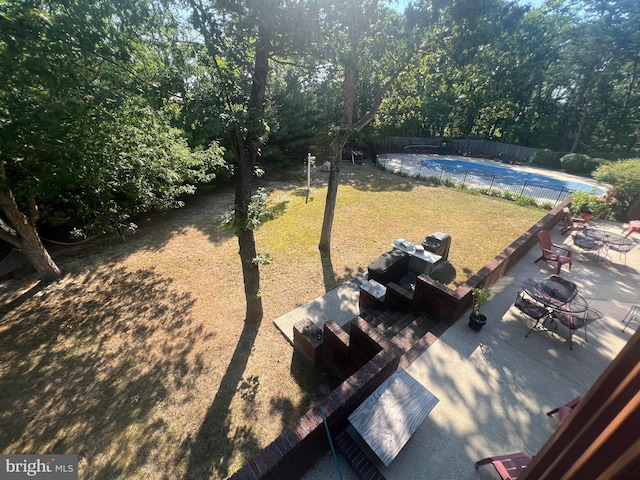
[0,0,224,279]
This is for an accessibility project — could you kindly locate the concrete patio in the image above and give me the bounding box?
[293,218,640,480]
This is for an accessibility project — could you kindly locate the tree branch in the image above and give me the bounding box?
[0,218,20,249]
[353,61,409,131]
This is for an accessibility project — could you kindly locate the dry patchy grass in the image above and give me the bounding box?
[0,163,543,479]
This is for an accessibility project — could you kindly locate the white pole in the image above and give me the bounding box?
[307,153,312,194]
[306,153,316,203]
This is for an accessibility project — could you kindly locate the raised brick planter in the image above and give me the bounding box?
[293,318,324,367]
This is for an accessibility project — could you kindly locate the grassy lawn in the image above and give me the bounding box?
[0,163,544,479]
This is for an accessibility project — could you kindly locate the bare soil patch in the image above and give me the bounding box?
[0,163,543,479]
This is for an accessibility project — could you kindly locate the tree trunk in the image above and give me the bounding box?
[318,65,355,253]
[623,193,640,223]
[230,138,264,324]
[318,132,348,252]
[318,53,406,253]
[570,106,589,153]
[228,22,271,325]
[0,185,61,282]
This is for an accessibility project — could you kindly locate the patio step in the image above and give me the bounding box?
[376,311,406,330]
[335,429,386,480]
[381,312,420,339]
[359,309,448,368]
[399,320,447,369]
[363,310,401,329]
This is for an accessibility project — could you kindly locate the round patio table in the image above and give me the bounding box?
[521,277,590,349]
[582,229,634,263]
[583,229,631,245]
[522,277,588,315]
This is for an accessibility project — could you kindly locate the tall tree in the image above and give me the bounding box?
[318,0,424,252]
[187,0,321,323]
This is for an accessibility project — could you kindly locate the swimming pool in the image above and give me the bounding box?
[377,153,606,207]
[419,157,604,194]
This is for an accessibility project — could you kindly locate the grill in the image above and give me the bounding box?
[422,232,451,260]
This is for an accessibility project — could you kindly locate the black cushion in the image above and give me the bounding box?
[367,250,410,285]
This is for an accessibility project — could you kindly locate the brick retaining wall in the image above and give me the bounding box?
[229,345,402,480]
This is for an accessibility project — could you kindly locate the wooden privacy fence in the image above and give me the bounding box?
[378,137,539,162]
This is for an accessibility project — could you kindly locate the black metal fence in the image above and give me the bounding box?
[376,155,572,208]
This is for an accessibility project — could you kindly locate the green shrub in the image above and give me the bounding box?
[584,157,608,174]
[593,158,640,219]
[586,151,639,161]
[442,178,456,187]
[532,149,563,169]
[560,153,590,173]
[570,190,609,217]
[516,195,537,207]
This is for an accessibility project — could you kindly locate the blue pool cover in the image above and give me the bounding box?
[420,158,604,194]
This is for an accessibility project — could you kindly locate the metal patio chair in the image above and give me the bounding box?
[622,305,640,332]
[475,452,533,479]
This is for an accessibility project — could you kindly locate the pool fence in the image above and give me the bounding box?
[376,155,572,208]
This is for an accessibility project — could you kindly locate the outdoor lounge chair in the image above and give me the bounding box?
[622,220,640,237]
[560,207,589,235]
[474,451,532,479]
[534,230,573,274]
[547,396,582,425]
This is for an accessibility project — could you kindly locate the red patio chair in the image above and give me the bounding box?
[547,396,582,425]
[475,451,532,479]
[622,220,640,237]
[534,231,573,274]
[561,207,589,235]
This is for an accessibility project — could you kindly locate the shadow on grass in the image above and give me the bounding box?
[182,319,261,480]
[279,352,341,431]
[0,265,205,478]
[340,164,417,193]
[46,184,239,269]
[0,280,46,320]
[320,251,337,293]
